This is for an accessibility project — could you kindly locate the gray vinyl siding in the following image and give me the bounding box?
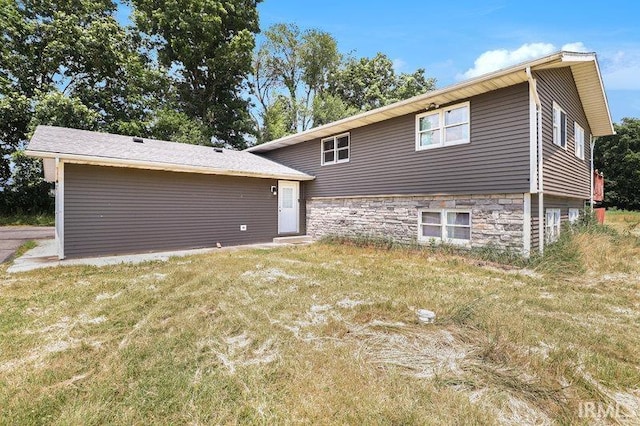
[535,68,592,198]
[64,164,278,258]
[263,84,530,198]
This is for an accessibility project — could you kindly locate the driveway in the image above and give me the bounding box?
[0,226,55,263]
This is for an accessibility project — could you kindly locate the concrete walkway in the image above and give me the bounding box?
[0,226,54,263]
[7,239,292,273]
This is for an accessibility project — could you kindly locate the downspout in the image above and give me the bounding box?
[526,67,544,254]
[590,136,595,208]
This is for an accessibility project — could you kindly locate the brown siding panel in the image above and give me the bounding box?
[535,68,592,198]
[64,164,278,258]
[264,84,531,197]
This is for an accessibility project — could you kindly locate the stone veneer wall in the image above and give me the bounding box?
[307,194,525,253]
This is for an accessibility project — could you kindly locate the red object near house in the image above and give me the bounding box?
[593,170,604,202]
[594,208,606,224]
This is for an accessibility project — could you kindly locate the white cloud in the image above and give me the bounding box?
[459,41,588,79]
[601,50,640,90]
[392,58,406,72]
[561,42,589,52]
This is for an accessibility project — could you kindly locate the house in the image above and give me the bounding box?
[26,126,313,259]
[26,51,614,259]
[247,50,614,256]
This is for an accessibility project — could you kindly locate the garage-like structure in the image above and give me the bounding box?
[27,126,313,259]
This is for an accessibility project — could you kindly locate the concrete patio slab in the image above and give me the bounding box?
[7,239,295,273]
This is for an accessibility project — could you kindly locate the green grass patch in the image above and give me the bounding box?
[1,216,639,424]
[0,213,55,226]
[12,240,37,259]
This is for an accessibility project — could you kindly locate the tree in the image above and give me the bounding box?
[0,92,31,186]
[0,151,53,215]
[1,0,118,190]
[133,0,261,149]
[594,117,640,210]
[148,108,209,145]
[327,53,436,112]
[30,91,100,131]
[250,27,436,145]
[0,0,173,212]
[312,92,357,127]
[250,23,340,142]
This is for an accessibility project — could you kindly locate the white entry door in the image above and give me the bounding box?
[278,180,299,234]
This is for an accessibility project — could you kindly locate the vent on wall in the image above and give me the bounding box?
[132,137,144,143]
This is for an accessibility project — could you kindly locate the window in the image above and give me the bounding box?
[553,103,567,149]
[416,102,470,150]
[545,208,561,244]
[321,133,350,165]
[568,208,580,224]
[418,209,471,245]
[574,123,585,159]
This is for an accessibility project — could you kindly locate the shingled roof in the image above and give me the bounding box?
[26,126,314,181]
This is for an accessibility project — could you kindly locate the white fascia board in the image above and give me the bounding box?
[24,150,315,182]
[587,55,615,136]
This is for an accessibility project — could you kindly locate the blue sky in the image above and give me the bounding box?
[257,0,640,123]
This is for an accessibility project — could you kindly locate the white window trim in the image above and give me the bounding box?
[568,208,580,224]
[321,132,350,166]
[415,102,470,151]
[545,208,561,244]
[418,209,472,246]
[552,102,567,150]
[574,122,585,160]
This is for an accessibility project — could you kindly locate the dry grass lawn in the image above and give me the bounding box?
[1,212,639,424]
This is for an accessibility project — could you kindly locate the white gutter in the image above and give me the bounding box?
[526,67,545,254]
[24,150,315,182]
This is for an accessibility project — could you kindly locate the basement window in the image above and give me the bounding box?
[418,209,471,245]
[568,208,580,224]
[553,102,567,149]
[321,133,350,165]
[545,208,561,243]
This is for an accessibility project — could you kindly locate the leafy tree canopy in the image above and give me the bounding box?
[594,117,640,210]
[327,53,436,112]
[133,0,261,149]
[250,24,436,145]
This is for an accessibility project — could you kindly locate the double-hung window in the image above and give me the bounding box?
[419,209,471,245]
[545,208,561,243]
[321,133,350,165]
[416,102,470,150]
[553,103,567,149]
[574,123,585,159]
